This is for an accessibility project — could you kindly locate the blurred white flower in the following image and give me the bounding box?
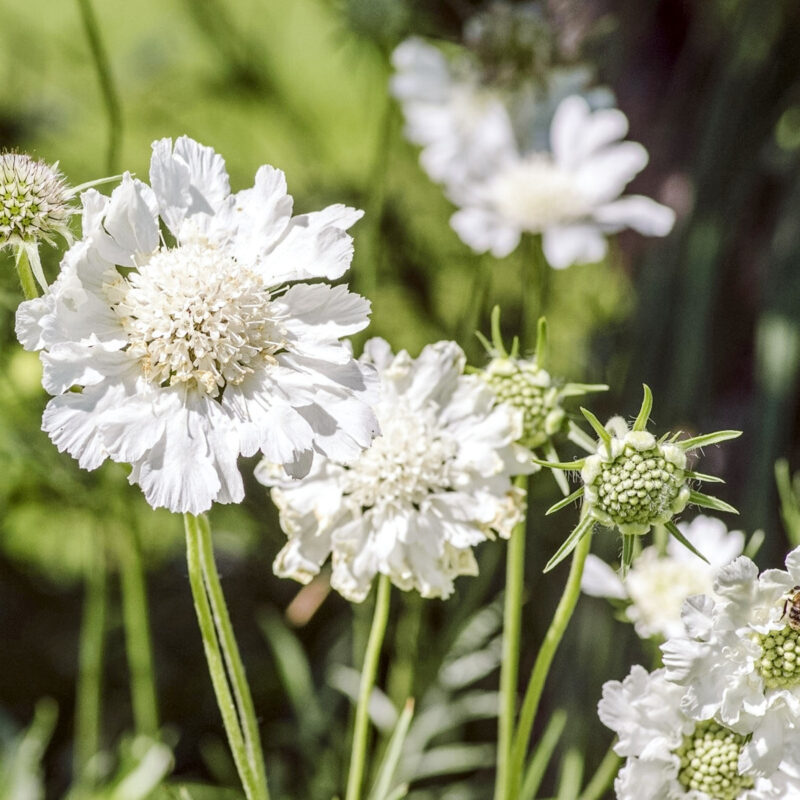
[16,136,378,514]
[581,515,746,639]
[390,37,518,188]
[449,95,675,267]
[599,665,800,799]
[0,153,75,289]
[662,548,800,776]
[257,338,535,602]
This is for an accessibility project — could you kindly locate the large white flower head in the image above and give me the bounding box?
[257,338,536,602]
[599,665,800,800]
[539,386,741,572]
[1,153,76,289]
[449,94,676,268]
[15,136,379,515]
[582,515,747,640]
[662,547,800,776]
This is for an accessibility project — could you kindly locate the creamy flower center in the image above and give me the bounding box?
[593,447,684,526]
[341,402,456,512]
[109,243,283,397]
[758,626,800,688]
[675,720,753,800]
[487,154,590,231]
[483,358,563,449]
[0,153,70,244]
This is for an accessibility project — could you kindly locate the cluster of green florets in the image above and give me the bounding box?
[582,427,690,536]
[483,357,564,449]
[0,153,70,246]
[675,721,754,800]
[757,626,800,689]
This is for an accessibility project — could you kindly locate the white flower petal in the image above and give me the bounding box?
[542,224,607,269]
[575,141,649,204]
[594,195,675,236]
[450,206,521,257]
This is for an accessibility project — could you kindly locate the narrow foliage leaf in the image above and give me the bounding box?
[688,490,739,515]
[532,457,586,471]
[580,407,611,453]
[679,430,742,451]
[546,487,584,515]
[490,305,507,356]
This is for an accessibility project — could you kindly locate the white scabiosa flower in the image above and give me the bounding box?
[582,515,746,640]
[257,338,535,602]
[0,153,77,289]
[390,37,518,188]
[540,386,740,572]
[449,94,676,268]
[599,665,800,800]
[15,136,379,515]
[662,548,800,776]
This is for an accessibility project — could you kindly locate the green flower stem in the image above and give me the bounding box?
[184,513,263,800]
[509,528,592,799]
[73,528,108,788]
[345,573,392,800]
[494,473,529,800]
[118,524,159,737]
[577,741,622,800]
[75,0,122,172]
[14,247,38,300]
[195,514,270,799]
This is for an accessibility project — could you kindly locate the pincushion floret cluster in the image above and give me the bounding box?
[14,136,380,515]
[539,385,740,572]
[256,338,536,602]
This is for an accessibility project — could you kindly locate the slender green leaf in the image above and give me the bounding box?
[684,471,725,483]
[535,317,548,368]
[556,748,584,800]
[560,383,609,397]
[567,421,598,453]
[520,709,567,800]
[490,305,507,356]
[368,699,415,800]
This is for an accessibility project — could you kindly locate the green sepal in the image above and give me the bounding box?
[632,384,653,432]
[546,487,584,515]
[567,420,598,453]
[544,442,570,496]
[744,529,765,560]
[580,407,612,456]
[688,490,739,515]
[665,520,710,564]
[532,457,586,471]
[475,329,493,355]
[684,471,725,484]
[534,317,547,368]
[679,430,742,451]
[544,514,594,573]
[490,305,508,356]
[560,383,609,397]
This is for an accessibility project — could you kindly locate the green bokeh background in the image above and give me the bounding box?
[1,0,800,797]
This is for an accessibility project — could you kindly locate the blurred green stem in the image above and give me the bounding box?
[73,528,108,788]
[386,592,422,709]
[75,0,122,172]
[184,513,268,800]
[458,255,492,343]
[14,247,38,301]
[118,524,159,737]
[509,529,591,798]
[494,473,528,800]
[577,741,622,800]
[345,573,391,800]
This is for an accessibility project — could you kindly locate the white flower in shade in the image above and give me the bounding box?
[581,516,746,639]
[599,665,800,800]
[390,37,518,188]
[0,153,78,289]
[257,338,535,602]
[15,136,379,515]
[449,94,676,268]
[662,548,800,776]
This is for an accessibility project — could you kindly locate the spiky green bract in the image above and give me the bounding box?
[541,385,741,572]
[478,307,606,494]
